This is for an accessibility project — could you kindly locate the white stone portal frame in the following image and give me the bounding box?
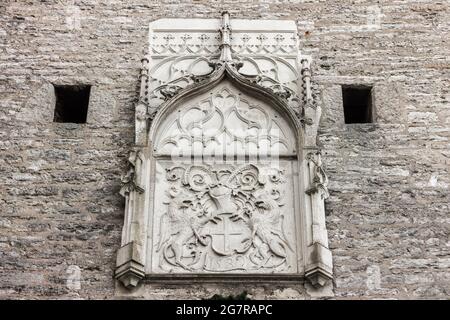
[115,12,333,289]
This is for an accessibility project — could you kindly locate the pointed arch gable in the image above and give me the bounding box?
[148,64,303,146]
[150,76,300,159]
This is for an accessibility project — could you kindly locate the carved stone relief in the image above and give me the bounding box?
[152,162,297,274]
[115,12,333,290]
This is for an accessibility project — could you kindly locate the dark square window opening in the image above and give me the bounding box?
[53,85,91,123]
[342,86,374,124]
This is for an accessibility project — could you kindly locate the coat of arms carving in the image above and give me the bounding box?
[154,163,296,273]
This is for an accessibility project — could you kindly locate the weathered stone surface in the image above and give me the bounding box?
[0,0,449,299]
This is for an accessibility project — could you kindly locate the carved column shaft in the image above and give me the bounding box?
[307,151,329,246]
[135,56,150,146]
[304,149,333,287]
[139,56,149,101]
[301,58,313,107]
[116,148,149,288]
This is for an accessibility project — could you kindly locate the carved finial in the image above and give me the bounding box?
[301,57,315,109]
[219,11,232,62]
[139,52,150,105]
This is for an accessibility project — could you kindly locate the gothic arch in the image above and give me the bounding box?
[148,63,303,146]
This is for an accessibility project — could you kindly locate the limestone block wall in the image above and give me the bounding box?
[0,0,448,299]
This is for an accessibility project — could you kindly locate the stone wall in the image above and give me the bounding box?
[0,0,448,299]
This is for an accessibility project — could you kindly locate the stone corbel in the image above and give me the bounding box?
[304,149,333,287]
[115,241,145,288]
[115,147,149,288]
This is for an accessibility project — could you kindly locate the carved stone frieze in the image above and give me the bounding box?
[150,32,221,56]
[149,21,297,57]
